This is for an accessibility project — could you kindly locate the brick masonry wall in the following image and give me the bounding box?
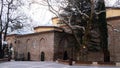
[6,18,120,62]
[87,52,104,61]
[54,31,77,61]
[108,18,120,62]
[9,32,55,61]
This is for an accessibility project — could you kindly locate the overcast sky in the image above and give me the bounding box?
[105,0,119,7]
[26,0,119,26]
[23,0,54,27]
[9,0,120,34]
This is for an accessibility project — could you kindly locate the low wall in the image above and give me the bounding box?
[0,58,8,62]
[57,59,116,66]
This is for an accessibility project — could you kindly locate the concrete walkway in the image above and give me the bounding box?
[0,61,119,68]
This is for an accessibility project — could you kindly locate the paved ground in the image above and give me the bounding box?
[0,61,119,68]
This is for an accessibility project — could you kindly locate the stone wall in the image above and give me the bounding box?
[87,52,104,61]
[8,31,55,61]
[54,31,69,60]
[6,34,17,59]
[107,17,120,62]
[106,8,120,18]
[54,31,77,61]
[6,17,120,62]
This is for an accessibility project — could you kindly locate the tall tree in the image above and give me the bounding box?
[0,0,28,58]
[32,0,108,61]
[97,0,109,62]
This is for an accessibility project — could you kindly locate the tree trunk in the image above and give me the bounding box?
[0,33,3,58]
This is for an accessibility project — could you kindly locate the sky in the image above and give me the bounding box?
[105,0,119,7]
[9,0,54,34]
[105,0,116,6]
[9,0,120,34]
[23,0,54,27]
[26,0,119,26]
[27,4,53,26]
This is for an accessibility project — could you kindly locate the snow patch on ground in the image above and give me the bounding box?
[0,61,119,68]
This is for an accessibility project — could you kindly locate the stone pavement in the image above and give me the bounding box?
[0,61,119,68]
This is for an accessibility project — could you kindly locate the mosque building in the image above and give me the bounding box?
[6,7,120,62]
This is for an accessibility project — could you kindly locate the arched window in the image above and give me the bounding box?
[33,40,37,48]
[59,37,69,48]
[26,39,30,43]
[40,38,45,47]
[26,39,30,52]
[64,39,68,48]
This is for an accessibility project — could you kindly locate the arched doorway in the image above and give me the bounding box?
[104,50,110,62]
[63,51,68,60]
[27,52,31,61]
[41,52,45,61]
